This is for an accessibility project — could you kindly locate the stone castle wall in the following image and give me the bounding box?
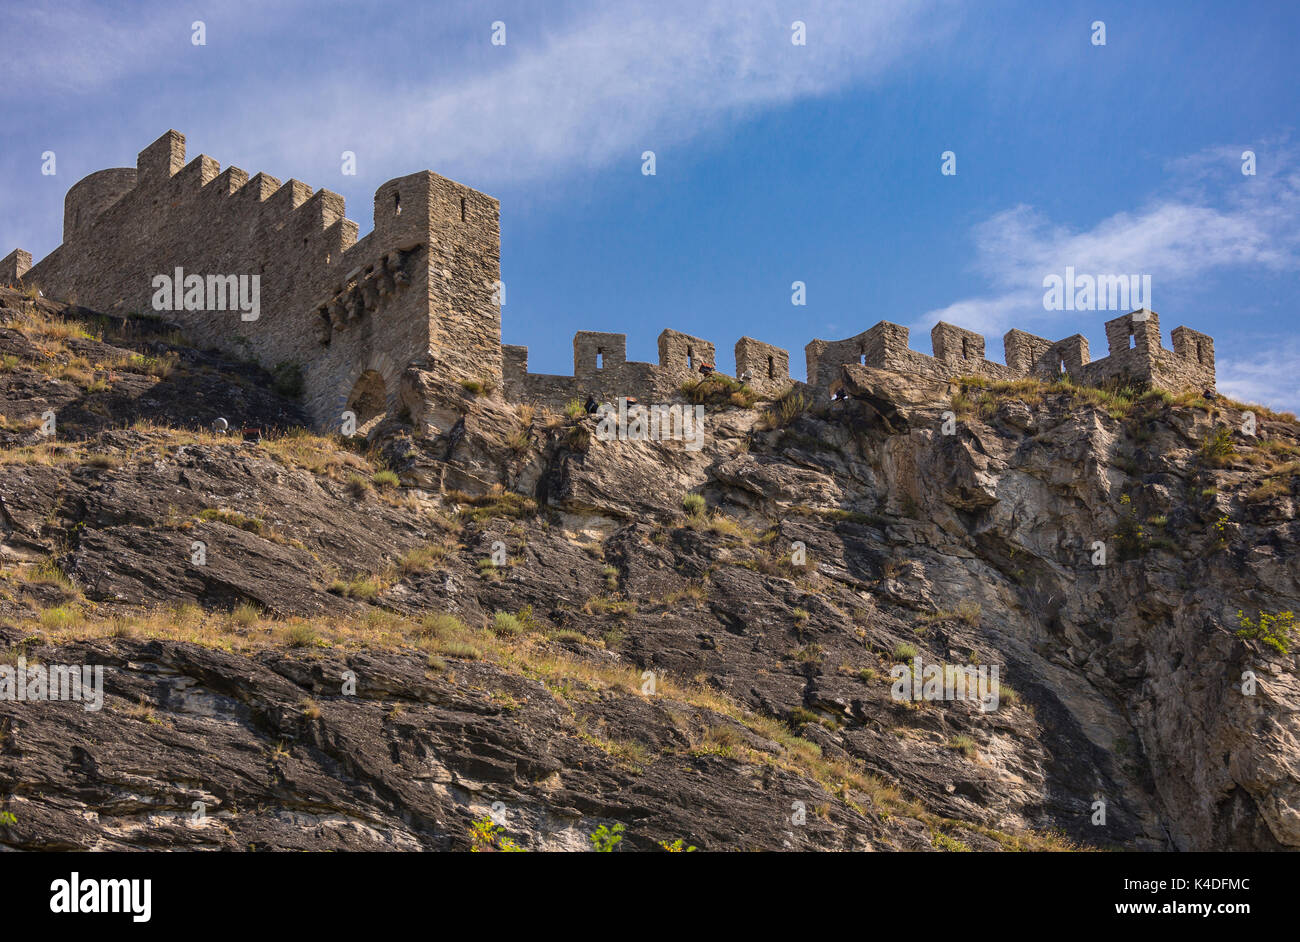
[7,131,1216,429]
[808,311,1216,401]
[502,329,792,410]
[11,130,500,429]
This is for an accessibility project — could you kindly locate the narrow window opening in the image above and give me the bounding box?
[596,349,604,370]
[1059,358,1067,374]
[767,355,775,379]
[1129,331,1136,350]
[961,338,970,358]
[460,196,467,221]
[687,346,694,370]
[394,193,402,215]
[1196,341,1204,364]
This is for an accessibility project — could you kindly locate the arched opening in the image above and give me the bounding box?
[347,369,388,435]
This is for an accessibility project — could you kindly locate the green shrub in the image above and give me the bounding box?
[892,642,918,661]
[329,576,381,599]
[460,377,495,397]
[470,815,526,852]
[682,493,706,516]
[657,838,697,852]
[491,611,525,637]
[590,823,624,852]
[285,622,319,648]
[1200,426,1236,467]
[1236,610,1296,654]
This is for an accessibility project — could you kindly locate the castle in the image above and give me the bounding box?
[2,131,1216,430]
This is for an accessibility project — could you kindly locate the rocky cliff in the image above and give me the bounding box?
[0,287,1296,851]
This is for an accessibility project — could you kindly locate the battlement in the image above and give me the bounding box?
[1,249,31,286]
[809,310,1215,400]
[12,130,501,430]
[6,130,1216,432]
[503,329,793,408]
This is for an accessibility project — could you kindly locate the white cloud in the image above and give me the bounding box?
[916,142,1300,345]
[1218,339,1300,415]
[248,0,957,187]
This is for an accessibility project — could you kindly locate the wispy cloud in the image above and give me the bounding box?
[2,0,957,186]
[1218,337,1300,416]
[914,141,1300,344]
[1,0,959,257]
[246,0,957,187]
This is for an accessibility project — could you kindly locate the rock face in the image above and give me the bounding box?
[0,288,1297,851]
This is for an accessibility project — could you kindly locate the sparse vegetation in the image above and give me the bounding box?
[1199,426,1237,467]
[947,735,978,759]
[447,488,537,522]
[1235,610,1295,655]
[589,822,625,852]
[759,389,809,430]
[198,508,265,535]
[680,373,759,408]
[892,642,919,661]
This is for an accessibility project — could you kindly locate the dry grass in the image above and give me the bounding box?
[446,486,537,523]
[758,389,810,430]
[954,375,1142,421]
[0,593,1079,848]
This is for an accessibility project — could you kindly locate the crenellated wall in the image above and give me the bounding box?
[6,131,1215,429]
[809,311,1216,401]
[1,249,31,286]
[503,329,793,409]
[12,130,500,430]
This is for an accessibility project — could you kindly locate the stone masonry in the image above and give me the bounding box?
[8,130,501,430]
[6,131,1215,429]
[806,312,1215,402]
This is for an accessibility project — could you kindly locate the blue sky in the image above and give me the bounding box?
[3,0,1297,410]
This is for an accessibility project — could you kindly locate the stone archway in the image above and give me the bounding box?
[346,369,388,435]
[330,351,402,435]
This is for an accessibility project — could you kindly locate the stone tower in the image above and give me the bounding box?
[9,130,501,430]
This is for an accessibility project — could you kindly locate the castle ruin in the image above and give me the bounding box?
[2,130,1216,430]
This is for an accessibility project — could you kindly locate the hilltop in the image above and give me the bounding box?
[0,286,1297,851]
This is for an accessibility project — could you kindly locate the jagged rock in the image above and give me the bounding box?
[0,290,1297,851]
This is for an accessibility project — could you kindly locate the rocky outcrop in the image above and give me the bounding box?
[0,288,1296,851]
